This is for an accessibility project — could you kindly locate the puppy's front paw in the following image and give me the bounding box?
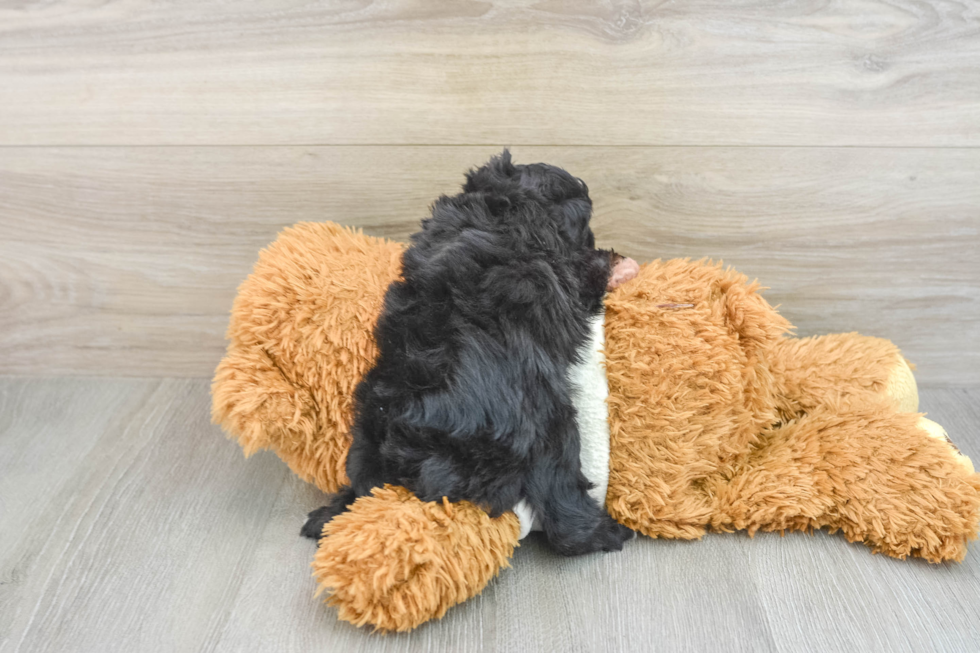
[300,505,337,542]
[607,256,639,290]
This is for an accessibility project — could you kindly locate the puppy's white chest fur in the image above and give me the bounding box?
[512,313,611,539]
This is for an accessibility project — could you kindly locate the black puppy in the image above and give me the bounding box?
[301,151,634,555]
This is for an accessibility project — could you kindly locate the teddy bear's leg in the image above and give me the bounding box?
[767,333,919,419]
[311,485,521,632]
[711,398,980,562]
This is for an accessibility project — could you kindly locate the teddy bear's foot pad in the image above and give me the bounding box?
[919,417,975,474]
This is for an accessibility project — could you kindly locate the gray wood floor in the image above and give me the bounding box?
[1,378,978,653]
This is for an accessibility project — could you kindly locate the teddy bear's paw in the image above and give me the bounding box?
[885,356,919,413]
[919,417,975,475]
[312,485,520,632]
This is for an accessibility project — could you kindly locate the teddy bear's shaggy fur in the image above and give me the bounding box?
[212,221,980,632]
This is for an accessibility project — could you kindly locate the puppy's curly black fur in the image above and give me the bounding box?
[302,151,634,555]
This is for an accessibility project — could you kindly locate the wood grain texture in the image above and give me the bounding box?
[1,0,979,146]
[2,146,977,382]
[1,379,978,653]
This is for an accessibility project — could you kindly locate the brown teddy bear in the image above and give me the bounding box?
[212,221,979,632]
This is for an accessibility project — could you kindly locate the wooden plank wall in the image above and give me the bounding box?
[1,1,977,383]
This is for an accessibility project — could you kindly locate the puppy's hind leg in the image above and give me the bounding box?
[524,454,634,556]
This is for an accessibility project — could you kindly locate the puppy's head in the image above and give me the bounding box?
[464,150,596,251]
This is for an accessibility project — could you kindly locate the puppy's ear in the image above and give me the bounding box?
[484,193,512,216]
[558,197,595,249]
[464,149,518,193]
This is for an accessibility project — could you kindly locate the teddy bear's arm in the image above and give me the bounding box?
[312,485,521,632]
